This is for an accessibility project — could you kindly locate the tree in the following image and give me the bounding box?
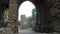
[32,8,36,30]
[32,8,36,23]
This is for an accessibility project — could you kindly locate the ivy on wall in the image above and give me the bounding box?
[4,9,9,22]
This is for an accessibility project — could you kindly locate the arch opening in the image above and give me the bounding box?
[18,1,36,32]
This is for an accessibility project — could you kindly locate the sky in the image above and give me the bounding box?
[18,1,35,21]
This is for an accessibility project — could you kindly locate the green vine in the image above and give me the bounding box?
[4,9,9,22]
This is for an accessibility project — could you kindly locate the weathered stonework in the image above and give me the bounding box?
[9,0,18,33]
[8,0,60,33]
[0,0,60,34]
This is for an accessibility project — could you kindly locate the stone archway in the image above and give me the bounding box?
[0,0,60,34]
[9,0,55,33]
[9,0,38,33]
[18,1,36,30]
[0,0,59,34]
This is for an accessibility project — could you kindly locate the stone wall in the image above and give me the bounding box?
[1,0,59,33]
[49,0,60,31]
[8,0,18,33]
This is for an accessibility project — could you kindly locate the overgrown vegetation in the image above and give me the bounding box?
[4,9,9,22]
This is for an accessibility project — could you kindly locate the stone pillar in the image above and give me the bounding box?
[9,0,18,33]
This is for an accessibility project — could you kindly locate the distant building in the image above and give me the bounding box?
[26,17,33,27]
[20,14,33,29]
[20,15,27,29]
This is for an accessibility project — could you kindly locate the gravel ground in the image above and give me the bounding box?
[0,28,17,34]
[18,29,60,34]
[0,31,17,34]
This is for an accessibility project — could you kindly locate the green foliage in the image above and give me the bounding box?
[32,8,36,20]
[4,9,9,22]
